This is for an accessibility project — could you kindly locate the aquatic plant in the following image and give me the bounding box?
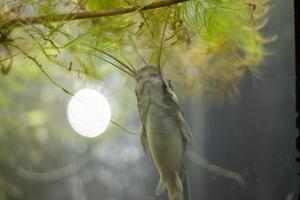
[0,0,273,100]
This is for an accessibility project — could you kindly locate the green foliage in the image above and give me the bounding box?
[178,0,273,99]
[87,0,126,10]
[0,0,273,101]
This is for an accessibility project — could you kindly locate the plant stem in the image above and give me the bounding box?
[4,0,188,28]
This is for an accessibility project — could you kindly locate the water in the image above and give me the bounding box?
[0,0,297,200]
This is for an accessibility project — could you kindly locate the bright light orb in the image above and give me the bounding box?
[67,89,111,138]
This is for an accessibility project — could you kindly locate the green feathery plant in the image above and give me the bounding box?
[0,0,274,100]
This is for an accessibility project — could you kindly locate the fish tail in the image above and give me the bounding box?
[180,164,191,200]
[155,177,166,195]
[161,166,190,200]
[169,167,189,200]
[168,175,183,200]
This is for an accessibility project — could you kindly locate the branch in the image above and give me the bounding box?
[15,155,91,182]
[3,0,188,28]
[187,151,246,188]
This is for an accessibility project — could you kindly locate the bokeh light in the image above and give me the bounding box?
[67,88,111,137]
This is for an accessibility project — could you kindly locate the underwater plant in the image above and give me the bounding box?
[0,0,273,98]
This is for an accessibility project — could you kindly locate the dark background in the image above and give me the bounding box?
[189,0,298,199]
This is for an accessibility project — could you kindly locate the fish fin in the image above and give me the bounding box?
[140,125,148,154]
[162,78,181,111]
[174,174,184,200]
[180,164,191,200]
[162,79,193,141]
[177,113,193,141]
[155,178,166,195]
[176,175,183,193]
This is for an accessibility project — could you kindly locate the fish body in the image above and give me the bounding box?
[135,66,192,200]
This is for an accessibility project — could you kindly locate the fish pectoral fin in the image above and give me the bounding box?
[155,178,166,195]
[175,174,184,192]
[177,113,193,141]
[140,125,148,154]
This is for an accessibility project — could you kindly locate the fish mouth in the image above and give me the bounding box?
[141,80,152,94]
[138,80,156,99]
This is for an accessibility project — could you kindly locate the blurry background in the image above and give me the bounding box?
[0,0,298,200]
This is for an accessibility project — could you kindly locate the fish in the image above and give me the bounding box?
[135,65,192,200]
